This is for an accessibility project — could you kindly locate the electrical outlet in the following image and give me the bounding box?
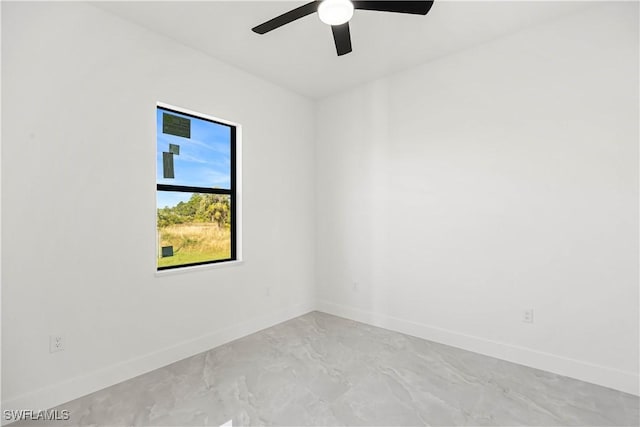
[50,335,65,353]
[523,309,534,324]
[265,287,271,297]
[352,281,358,291]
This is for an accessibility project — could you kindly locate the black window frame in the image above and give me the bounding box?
[156,106,237,271]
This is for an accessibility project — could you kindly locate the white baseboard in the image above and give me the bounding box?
[316,299,639,396]
[1,301,315,422]
[3,297,636,424]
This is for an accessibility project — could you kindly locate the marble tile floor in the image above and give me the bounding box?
[12,311,640,426]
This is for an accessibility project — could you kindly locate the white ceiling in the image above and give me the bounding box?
[94,1,591,99]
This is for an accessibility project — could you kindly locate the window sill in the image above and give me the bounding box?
[154,259,244,277]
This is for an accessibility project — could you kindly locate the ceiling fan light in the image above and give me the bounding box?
[318,0,354,26]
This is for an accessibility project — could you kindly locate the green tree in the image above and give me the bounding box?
[158,193,230,228]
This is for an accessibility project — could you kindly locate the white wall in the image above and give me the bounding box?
[1,2,315,411]
[315,3,639,395]
[0,0,3,414]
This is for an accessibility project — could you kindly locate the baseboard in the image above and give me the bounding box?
[316,299,639,396]
[1,300,315,422]
[3,297,635,423]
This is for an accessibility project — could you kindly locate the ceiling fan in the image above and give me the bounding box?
[252,0,434,56]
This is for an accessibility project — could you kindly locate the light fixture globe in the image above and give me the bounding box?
[318,0,354,26]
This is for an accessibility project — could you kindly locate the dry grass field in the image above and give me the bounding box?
[158,223,230,268]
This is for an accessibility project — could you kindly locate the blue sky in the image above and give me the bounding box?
[156,108,231,209]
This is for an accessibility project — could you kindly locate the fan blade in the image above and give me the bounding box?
[252,1,319,34]
[353,1,434,15]
[331,23,352,56]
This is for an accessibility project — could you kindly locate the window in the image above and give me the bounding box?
[156,104,238,270]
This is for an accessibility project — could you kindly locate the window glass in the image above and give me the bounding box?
[156,106,236,270]
[156,108,231,189]
[157,192,231,268]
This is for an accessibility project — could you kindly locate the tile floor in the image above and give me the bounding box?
[11,311,640,426]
